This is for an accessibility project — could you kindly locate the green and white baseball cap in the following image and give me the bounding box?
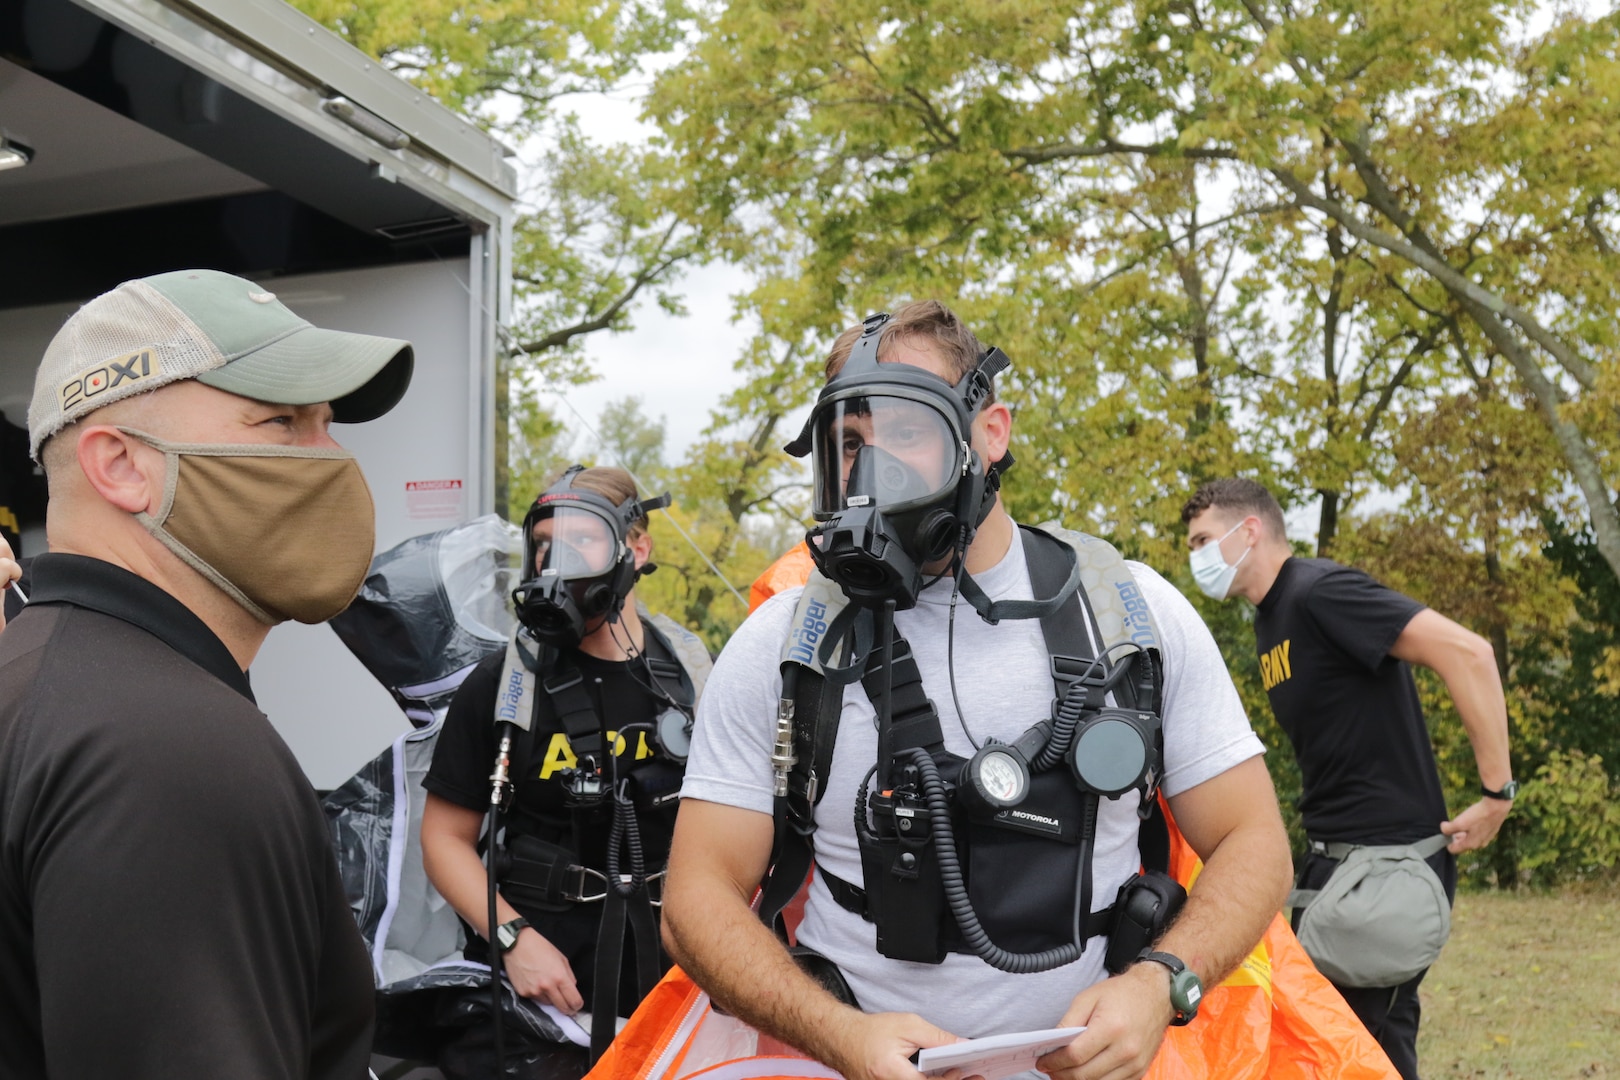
[29,268,414,458]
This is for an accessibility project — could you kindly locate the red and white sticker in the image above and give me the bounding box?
[405,479,465,521]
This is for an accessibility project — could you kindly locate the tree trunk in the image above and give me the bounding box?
[1317,490,1339,556]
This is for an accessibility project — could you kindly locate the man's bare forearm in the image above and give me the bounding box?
[1154,818,1291,987]
[1444,646,1513,788]
[1159,760,1293,987]
[1395,611,1511,787]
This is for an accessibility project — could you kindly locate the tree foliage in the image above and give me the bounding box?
[292,0,1619,883]
[290,0,687,132]
[645,0,1620,883]
[649,0,1618,556]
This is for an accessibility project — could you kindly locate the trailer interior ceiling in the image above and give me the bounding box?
[0,0,517,788]
[0,0,498,305]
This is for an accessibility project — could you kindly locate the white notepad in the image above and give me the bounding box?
[915,1026,1084,1080]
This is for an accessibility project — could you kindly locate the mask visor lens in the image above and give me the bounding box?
[530,505,620,581]
[812,394,959,516]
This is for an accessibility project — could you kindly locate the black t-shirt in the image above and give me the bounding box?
[1255,557,1448,845]
[0,555,375,1080]
[424,631,685,993]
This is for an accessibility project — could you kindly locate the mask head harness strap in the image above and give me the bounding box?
[783,312,889,459]
[952,344,1013,536]
[513,465,672,642]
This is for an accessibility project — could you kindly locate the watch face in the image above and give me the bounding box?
[1174,970,1203,1013]
[1142,951,1201,1024]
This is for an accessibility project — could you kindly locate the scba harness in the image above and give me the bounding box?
[489,615,709,1060]
[760,524,1186,981]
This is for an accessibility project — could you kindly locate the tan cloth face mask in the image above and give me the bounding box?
[122,428,376,625]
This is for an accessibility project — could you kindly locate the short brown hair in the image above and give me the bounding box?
[823,300,994,402]
[546,465,650,537]
[1181,478,1286,541]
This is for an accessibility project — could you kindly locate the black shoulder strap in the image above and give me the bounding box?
[1023,528,1106,702]
[1019,526,1172,873]
[858,636,946,765]
[758,660,842,932]
[761,624,949,932]
[639,620,697,711]
[541,650,605,764]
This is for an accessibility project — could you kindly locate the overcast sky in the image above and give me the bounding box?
[514,82,762,465]
[550,260,759,462]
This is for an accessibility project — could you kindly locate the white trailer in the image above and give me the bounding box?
[0,0,517,788]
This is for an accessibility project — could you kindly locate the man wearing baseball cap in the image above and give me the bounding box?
[0,270,414,1079]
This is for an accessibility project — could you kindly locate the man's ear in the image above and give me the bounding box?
[1243,514,1265,547]
[75,427,164,515]
[629,530,654,569]
[973,401,1012,466]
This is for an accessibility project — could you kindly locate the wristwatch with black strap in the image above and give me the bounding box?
[495,916,531,953]
[1137,949,1202,1026]
[1481,779,1519,801]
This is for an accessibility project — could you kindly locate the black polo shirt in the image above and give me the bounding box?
[1254,557,1448,846]
[0,554,374,1080]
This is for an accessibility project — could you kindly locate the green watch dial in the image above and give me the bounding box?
[1139,949,1203,1026]
[496,917,530,953]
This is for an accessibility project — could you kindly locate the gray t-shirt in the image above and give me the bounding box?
[682,533,1263,1038]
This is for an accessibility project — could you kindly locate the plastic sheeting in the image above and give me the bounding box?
[324,516,581,1062]
[330,514,526,727]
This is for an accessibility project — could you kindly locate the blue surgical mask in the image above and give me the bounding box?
[1189,520,1250,601]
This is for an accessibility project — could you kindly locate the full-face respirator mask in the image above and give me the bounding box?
[785,313,1012,610]
[510,466,671,647]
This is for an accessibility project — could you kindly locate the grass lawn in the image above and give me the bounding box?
[1417,886,1619,1077]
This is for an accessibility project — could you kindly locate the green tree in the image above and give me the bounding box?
[648,0,1619,574]
[646,1,1618,884]
[590,396,670,486]
[642,339,819,645]
[506,384,576,520]
[290,0,687,133]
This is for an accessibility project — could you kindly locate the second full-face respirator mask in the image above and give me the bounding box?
[510,466,672,646]
[785,313,1012,610]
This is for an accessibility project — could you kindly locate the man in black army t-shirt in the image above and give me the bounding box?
[1181,478,1513,1080]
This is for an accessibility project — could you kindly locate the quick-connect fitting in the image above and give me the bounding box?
[771,697,797,797]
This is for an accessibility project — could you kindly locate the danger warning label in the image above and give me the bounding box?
[405,479,465,521]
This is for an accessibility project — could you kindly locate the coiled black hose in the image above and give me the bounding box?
[605,781,646,897]
[907,748,1091,973]
[1031,650,1138,772]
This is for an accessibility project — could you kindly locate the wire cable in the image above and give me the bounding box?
[608,616,689,717]
[943,526,979,750]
